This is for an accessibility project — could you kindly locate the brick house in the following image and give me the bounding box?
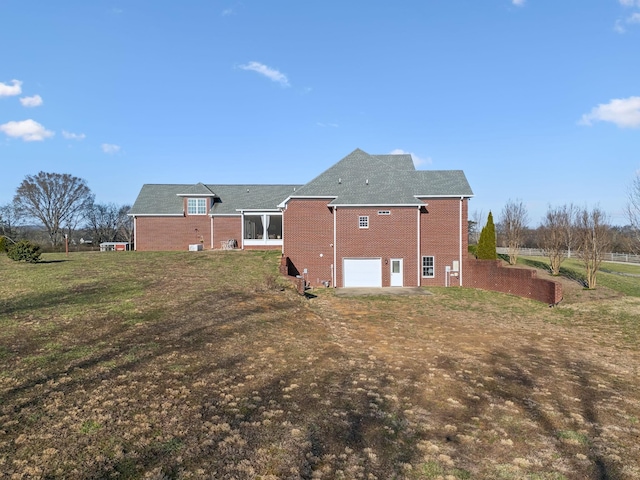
[129,149,473,288]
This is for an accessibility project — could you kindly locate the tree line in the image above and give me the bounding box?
[0,172,132,251]
[470,173,640,290]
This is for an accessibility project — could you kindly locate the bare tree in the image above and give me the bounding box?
[469,209,485,245]
[500,199,529,265]
[118,205,133,244]
[575,206,610,289]
[85,203,131,244]
[13,172,94,247]
[0,203,20,241]
[626,172,640,252]
[539,204,574,275]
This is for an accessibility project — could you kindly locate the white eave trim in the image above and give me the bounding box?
[176,193,215,197]
[329,203,423,208]
[278,195,338,208]
[236,209,282,213]
[414,194,474,199]
[127,213,184,217]
[210,213,241,217]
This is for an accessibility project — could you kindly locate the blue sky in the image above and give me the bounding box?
[1,1,639,226]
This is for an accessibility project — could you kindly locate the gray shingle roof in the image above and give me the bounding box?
[130,149,473,215]
[129,184,300,216]
[288,148,473,205]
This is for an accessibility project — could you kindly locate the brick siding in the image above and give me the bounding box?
[464,258,563,305]
[335,206,419,287]
[420,198,469,287]
[283,198,470,288]
[283,199,335,287]
[135,215,211,251]
[212,216,241,249]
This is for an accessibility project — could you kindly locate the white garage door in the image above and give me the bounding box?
[343,258,382,287]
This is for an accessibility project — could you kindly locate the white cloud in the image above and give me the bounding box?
[614,19,627,33]
[628,12,640,23]
[512,0,525,6]
[62,130,86,140]
[619,0,640,6]
[19,94,43,107]
[0,79,22,97]
[579,96,640,128]
[221,8,234,16]
[390,149,433,167]
[0,119,54,141]
[101,143,121,154]
[316,122,339,128]
[238,61,290,87]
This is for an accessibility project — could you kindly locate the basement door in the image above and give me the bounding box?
[343,258,382,288]
[390,258,403,287]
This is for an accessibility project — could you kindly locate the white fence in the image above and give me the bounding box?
[496,247,640,264]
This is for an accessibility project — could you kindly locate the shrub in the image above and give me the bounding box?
[7,240,41,263]
[0,236,8,253]
[476,211,497,260]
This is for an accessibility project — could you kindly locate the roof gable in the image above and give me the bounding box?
[290,148,472,206]
[176,183,216,196]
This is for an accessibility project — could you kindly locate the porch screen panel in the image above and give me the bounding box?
[267,215,282,239]
[244,215,264,239]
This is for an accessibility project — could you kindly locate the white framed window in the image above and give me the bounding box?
[422,256,435,278]
[377,210,390,215]
[187,198,207,215]
[243,213,283,245]
[358,216,369,229]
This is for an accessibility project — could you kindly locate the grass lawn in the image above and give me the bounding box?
[1,251,639,479]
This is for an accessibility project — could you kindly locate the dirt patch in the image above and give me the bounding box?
[1,252,639,479]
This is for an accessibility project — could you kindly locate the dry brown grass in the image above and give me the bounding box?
[1,251,639,479]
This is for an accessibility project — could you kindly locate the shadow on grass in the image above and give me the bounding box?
[430,346,627,480]
[520,257,588,288]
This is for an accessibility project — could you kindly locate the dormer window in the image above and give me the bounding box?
[187,198,207,215]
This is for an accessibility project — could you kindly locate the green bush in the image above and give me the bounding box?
[476,211,497,260]
[0,236,8,253]
[7,240,41,263]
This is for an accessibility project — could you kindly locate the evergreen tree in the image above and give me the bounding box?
[476,211,497,260]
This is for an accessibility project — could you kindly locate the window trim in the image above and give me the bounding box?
[358,215,369,229]
[187,198,207,215]
[422,256,435,278]
[242,212,283,246]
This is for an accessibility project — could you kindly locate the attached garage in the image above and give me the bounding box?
[343,258,382,287]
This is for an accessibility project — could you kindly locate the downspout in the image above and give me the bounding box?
[333,206,337,288]
[459,197,463,286]
[417,206,421,286]
[133,216,137,251]
[240,211,245,250]
[281,208,285,255]
[210,216,214,250]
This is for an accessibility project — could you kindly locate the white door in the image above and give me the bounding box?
[343,258,382,287]
[390,258,403,287]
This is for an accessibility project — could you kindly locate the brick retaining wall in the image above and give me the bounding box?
[464,259,563,305]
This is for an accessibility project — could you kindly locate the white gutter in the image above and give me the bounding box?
[133,216,137,251]
[329,203,422,208]
[459,196,463,287]
[126,214,184,217]
[414,194,475,199]
[333,207,337,288]
[278,195,337,209]
[417,206,421,286]
[210,216,214,250]
[240,212,245,250]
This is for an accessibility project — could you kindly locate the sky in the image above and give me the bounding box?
[1,0,639,226]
